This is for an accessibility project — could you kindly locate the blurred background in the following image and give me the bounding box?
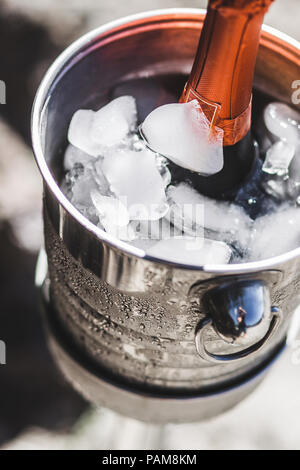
[0,0,300,450]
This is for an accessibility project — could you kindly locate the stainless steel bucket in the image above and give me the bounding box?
[32,9,300,423]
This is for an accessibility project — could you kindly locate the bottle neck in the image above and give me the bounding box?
[180,4,266,146]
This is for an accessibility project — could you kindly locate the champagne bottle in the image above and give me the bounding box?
[177,0,274,198]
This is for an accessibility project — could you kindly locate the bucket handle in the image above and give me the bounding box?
[194,279,282,363]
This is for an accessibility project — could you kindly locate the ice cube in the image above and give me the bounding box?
[130,238,157,250]
[167,184,204,237]
[102,148,168,220]
[98,220,136,241]
[262,178,288,200]
[91,190,129,227]
[91,190,137,241]
[93,159,111,196]
[131,137,171,186]
[135,217,181,241]
[141,100,224,175]
[91,96,137,147]
[68,96,137,156]
[131,133,147,152]
[64,144,94,171]
[248,206,300,260]
[155,155,171,187]
[287,179,300,201]
[146,237,232,265]
[167,183,251,243]
[262,140,295,176]
[264,102,300,146]
[261,141,300,203]
[288,145,300,182]
[71,169,99,208]
[68,109,101,157]
[114,223,137,241]
[65,162,84,186]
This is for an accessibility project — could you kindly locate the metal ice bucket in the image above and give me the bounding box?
[32,9,300,423]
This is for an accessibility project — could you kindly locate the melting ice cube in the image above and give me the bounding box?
[93,159,111,197]
[68,96,137,156]
[102,148,168,220]
[70,167,99,208]
[167,184,204,237]
[135,217,182,241]
[141,100,224,175]
[68,109,99,156]
[167,183,251,245]
[91,190,129,227]
[91,190,137,241]
[146,237,232,265]
[64,144,94,171]
[288,146,300,183]
[98,219,136,241]
[264,102,300,146]
[262,178,288,201]
[155,154,171,187]
[91,96,137,146]
[248,206,300,260]
[262,140,295,176]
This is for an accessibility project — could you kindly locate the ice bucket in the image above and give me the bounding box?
[32,9,300,423]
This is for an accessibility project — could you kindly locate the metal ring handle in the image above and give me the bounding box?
[195,311,281,364]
